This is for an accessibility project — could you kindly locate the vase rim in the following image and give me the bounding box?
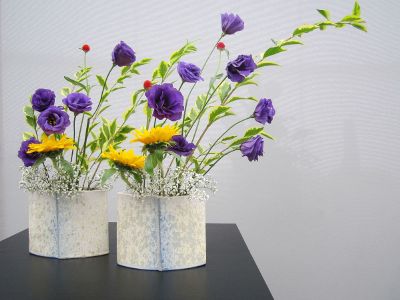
[29,189,108,195]
[117,191,191,199]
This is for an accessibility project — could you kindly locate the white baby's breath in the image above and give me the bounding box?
[19,163,112,196]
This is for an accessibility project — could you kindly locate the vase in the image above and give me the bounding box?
[117,192,206,271]
[28,190,109,259]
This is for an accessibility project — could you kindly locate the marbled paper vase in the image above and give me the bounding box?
[117,192,206,271]
[28,190,109,259]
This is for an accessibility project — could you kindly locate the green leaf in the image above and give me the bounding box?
[144,151,162,175]
[208,106,234,124]
[117,74,131,84]
[189,108,198,121]
[244,127,264,137]
[110,119,117,135]
[317,9,330,20]
[59,157,74,177]
[221,135,237,143]
[23,105,34,117]
[25,115,36,129]
[22,132,35,140]
[218,82,231,103]
[261,131,275,140]
[228,127,265,148]
[113,134,127,144]
[60,87,71,97]
[196,95,206,110]
[351,23,367,32]
[121,66,130,75]
[229,137,250,147]
[131,58,152,69]
[257,61,280,68]
[132,171,143,184]
[152,69,159,80]
[98,105,111,116]
[122,106,135,122]
[169,42,197,65]
[119,125,134,134]
[263,46,286,58]
[292,24,318,36]
[225,96,257,104]
[101,168,117,185]
[158,61,169,79]
[353,1,361,16]
[280,40,304,46]
[203,153,224,166]
[64,76,87,92]
[32,155,46,167]
[341,15,362,22]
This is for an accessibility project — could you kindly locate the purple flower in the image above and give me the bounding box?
[168,135,196,156]
[254,98,275,125]
[146,83,184,121]
[31,89,56,112]
[37,106,71,135]
[112,41,136,67]
[226,55,257,83]
[62,92,92,114]
[240,135,264,161]
[177,61,203,83]
[18,138,42,167]
[221,13,244,35]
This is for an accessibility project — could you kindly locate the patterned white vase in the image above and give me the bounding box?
[28,190,109,259]
[117,192,206,271]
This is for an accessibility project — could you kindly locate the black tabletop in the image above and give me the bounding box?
[0,223,273,300]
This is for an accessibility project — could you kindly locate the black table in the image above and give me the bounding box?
[0,223,273,300]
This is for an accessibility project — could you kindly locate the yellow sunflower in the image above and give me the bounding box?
[27,134,75,153]
[101,145,145,169]
[131,125,179,145]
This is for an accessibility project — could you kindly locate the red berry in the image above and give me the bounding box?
[216,42,225,50]
[81,44,90,52]
[143,80,152,90]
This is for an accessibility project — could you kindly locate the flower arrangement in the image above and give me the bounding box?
[18,2,366,196]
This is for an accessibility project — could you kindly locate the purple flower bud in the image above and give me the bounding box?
[18,137,42,167]
[168,135,196,156]
[31,89,56,112]
[240,135,264,161]
[37,106,71,135]
[226,54,257,83]
[177,61,203,83]
[146,83,184,121]
[254,98,275,125]
[112,41,136,67]
[221,13,244,35]
[62,92,92,114]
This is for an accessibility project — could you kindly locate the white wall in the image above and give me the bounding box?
[1,0,400,299]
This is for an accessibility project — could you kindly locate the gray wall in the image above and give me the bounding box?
[1,0,399,299]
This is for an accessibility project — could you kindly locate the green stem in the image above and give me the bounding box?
[181,35,224,137]
[186,76,227,138]
[92,64,116,120]
[80,64,115,175]
[198,116,252,168]
[120,171,135,190]
[203,149,237,175]
[75,114,85,163]
[70,114,77,162]
[84,92,145,188]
